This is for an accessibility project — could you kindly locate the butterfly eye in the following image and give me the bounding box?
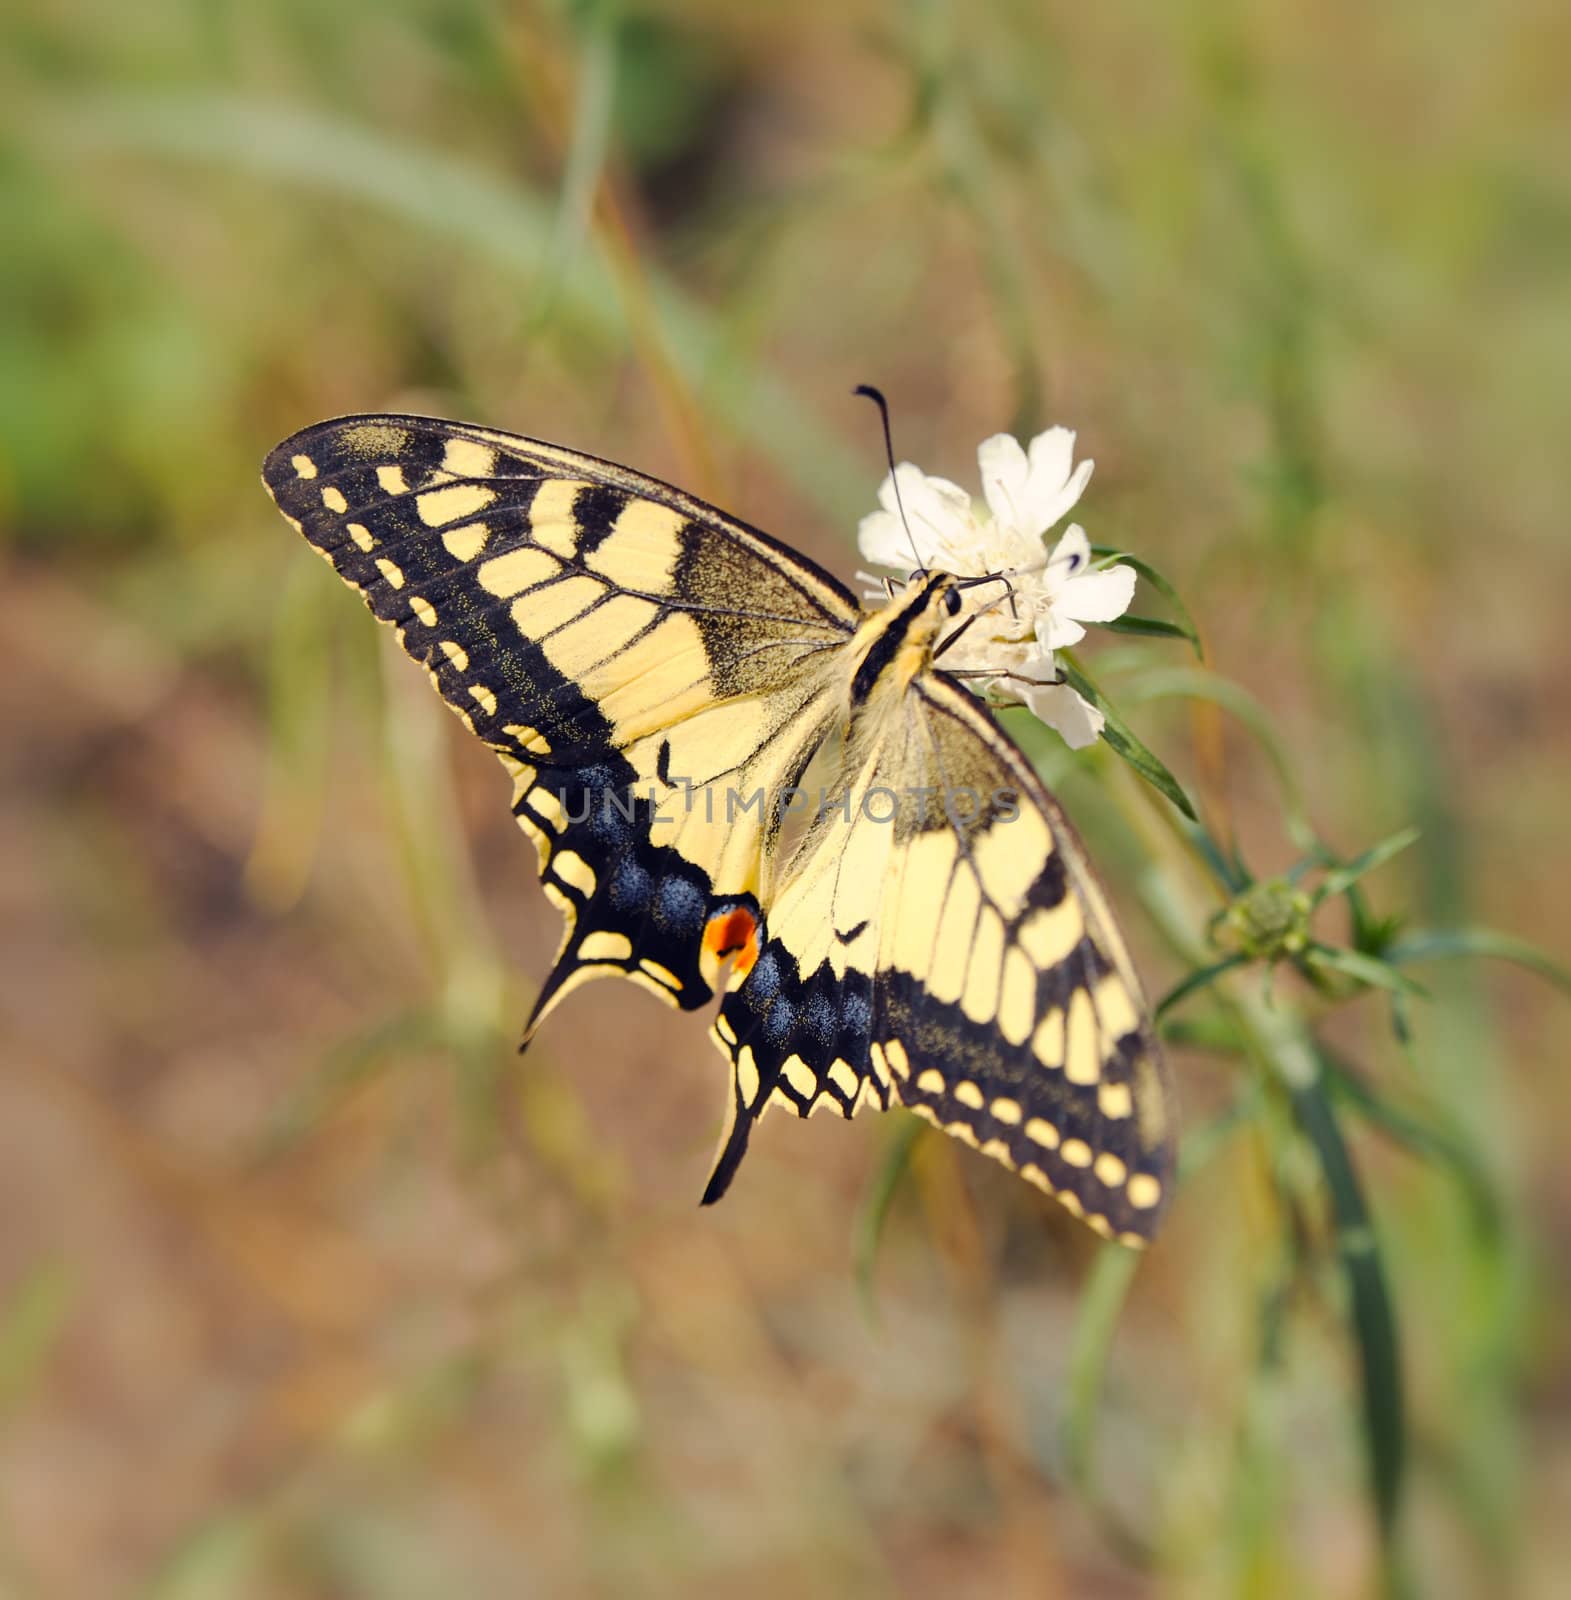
[943,587,963,617]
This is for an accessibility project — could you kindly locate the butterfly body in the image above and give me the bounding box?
[264,414,1174,1244]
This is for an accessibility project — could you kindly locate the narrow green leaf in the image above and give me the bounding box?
[1289,1077,1405,1543]
[1302,943,1429,998]
[1059,658,1197,820]
[1062,1243,1141,1493]
[1091,547,1204,658]
[852,1116,924,1325]
[1385,927,1571,996]
[1182,817,1254,895]
[1102,614,1196,643]
[1155,953,1250,1022]
[1310,827,1422,908]
[1321,1054,1502,1242]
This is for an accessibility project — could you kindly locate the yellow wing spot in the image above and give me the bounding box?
[915,1068,946,1096]
[1024,1117,1060,1150]
[1019,899,1083,969]
[639,958,680,990]
[767,1087,797,1117]
[469,684,497,718]
[827,1060,858,1100]
[736,1045,760,1108]
[1058,1191,1086,1219]
[579,931,632,963]
[883,1039,911,1081]
[909,1104,942,1128]
[443,523,490,562]
[418,483,498,528]
[409,595,437,627]
[553,850,596,897]
[439,640,470,671]
[1098,1081,1134,1120]
[998,948,1036,1047]
[868,1042,891,1089]
[533,789,565,829]
[321,485,348,513]
[1087,1214,1116,1240]
[1020,1162,1051,1192]
[989,1097,1022,1125]
[478,546,559,599]
[1119,1231,1149,1249]
[856,1078,884,1113]
[347,522,375,552]
[953,1081,984,1110]
[782,1055,817,1101]
[1060,1138,1093,1168]
[375,558,406,590]
[979,1138,1014,1164]
[1092,973,1140,1043]
[290,454,317,479]
[945,1121,980,1149]
[521,729,552,755]
[715,1013,738,1046]
[528,479,587,559]
[1063,989,1101,1085]
[1032,1007,1065,1068]
[960,908,1005,1027]
[1094,1152,1128,1188]
[1127,1174,1163,1211]
[441,437,498,477]
[376,465,408,495]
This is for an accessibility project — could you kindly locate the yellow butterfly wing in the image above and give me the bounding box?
[263,414,857,1028]
[710,671,1174,1242]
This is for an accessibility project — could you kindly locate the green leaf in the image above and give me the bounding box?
[1385,927,1571,996]
[1321,1054,1502,1242]
[1155,953,1250,1022]
[1102,614,1197,643]
[1059,658,1197,820]
[1091,547,1204,658]
[1288,1077,1406,1544]
[1310,827,1422,908]
[852,1116,924,1325]
[1062,1244,1141,1493]
[1302,943,1429,998]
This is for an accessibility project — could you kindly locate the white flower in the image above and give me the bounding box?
[857,426,1136,749]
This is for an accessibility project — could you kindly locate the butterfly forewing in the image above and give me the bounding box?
[264,414,856,1027]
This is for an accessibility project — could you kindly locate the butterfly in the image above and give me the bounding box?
[264,414,1174,1244]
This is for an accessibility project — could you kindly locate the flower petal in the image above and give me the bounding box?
[1034,611,1088,652]
[1022,681,1106,749]
[977,433,1031,530]
[1022,427,1093,534]
[863,464,971,569]
[1059,563,1137,624]
[857,509,916,569]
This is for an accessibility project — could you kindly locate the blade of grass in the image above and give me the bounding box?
[852,1116,925,1325]
[1289,1077,1405,1547]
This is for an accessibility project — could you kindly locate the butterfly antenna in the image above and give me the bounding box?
[854,384,924,577]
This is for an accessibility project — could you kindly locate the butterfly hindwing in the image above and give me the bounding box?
[263,414,858,1027]
[711,671,1173,1242]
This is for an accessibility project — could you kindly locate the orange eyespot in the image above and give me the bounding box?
[704,906,759,975]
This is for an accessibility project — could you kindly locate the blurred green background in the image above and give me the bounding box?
[1,2,1567,1596]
